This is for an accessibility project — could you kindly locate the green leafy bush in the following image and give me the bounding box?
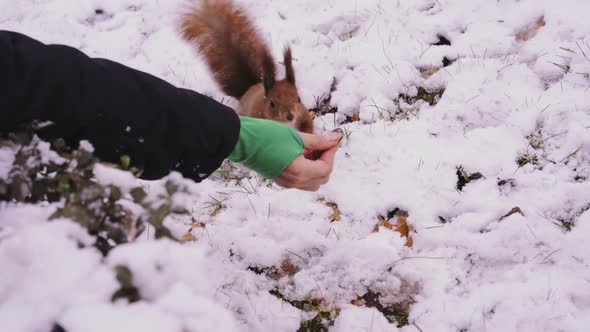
[0,121,186,256]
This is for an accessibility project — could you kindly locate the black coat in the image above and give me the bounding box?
[0,30,240,182]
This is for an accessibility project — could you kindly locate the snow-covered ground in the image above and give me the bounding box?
[2,0,590,331]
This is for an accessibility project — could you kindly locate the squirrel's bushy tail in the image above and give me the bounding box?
[179,0,275,99]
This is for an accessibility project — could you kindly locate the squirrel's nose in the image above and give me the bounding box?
[287,113,294,121]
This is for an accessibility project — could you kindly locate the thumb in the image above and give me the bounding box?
[299,129,343,151]
[318,143,339,170]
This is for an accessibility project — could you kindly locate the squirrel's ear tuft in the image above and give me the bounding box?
[261,54,276,95]
[284,46,295,85]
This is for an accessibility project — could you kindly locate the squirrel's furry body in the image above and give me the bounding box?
[179,0,314,133]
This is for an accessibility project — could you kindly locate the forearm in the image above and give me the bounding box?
[229,116,304,179]
[0,30,239,182]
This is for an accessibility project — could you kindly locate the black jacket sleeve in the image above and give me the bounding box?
[0,30,240,182]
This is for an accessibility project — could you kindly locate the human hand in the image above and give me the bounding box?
[227,116,342,191]
[274,129,342,191]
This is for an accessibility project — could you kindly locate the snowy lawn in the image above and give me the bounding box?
[1,0,590,331]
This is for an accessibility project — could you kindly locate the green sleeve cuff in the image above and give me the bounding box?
[228,116,304,179]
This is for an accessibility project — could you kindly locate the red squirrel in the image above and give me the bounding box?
[179,0,315,134]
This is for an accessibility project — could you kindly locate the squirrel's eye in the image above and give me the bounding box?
[270,100,275,108]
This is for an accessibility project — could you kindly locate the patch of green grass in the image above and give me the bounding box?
[269,288,339,331]
[516,154,539,168]
[400,86,445,106]
[375,86,445,123]
[548,61,571,74]
[203,192,229,217]
[310,77,338,117]
[456,166,484,191]
[527,122,545,150]
[560,145,583,164]
[358,290,414,328]
[209,160,253,185]
[269,288,323,312]
[561,221,575,232]
[297,311,337,332]
[553,203,590,232]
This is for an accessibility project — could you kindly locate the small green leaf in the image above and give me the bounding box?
[56,180,70,194]
[111,265,141,303]
[130,187,147,203]
[106,226,128,244]
[120,155,131,169]
[165,180,179,195]
[114,265,133,287]
[151,204,171,226]
[109,186,122,201]
[52,138,67,153]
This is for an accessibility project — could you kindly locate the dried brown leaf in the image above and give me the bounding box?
[351,296,365,306]
[418,67,440,78]
[499,206,525,222]
[181,233,197,242]
[374,210,414,248]
[277,258,299,279]
[189,220,206,229]
[515,16,545,41]
[319,198,341,222]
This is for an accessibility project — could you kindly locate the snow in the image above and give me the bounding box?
[331,306,393,332]
[0,208,116,332]
[1,0,590,331]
